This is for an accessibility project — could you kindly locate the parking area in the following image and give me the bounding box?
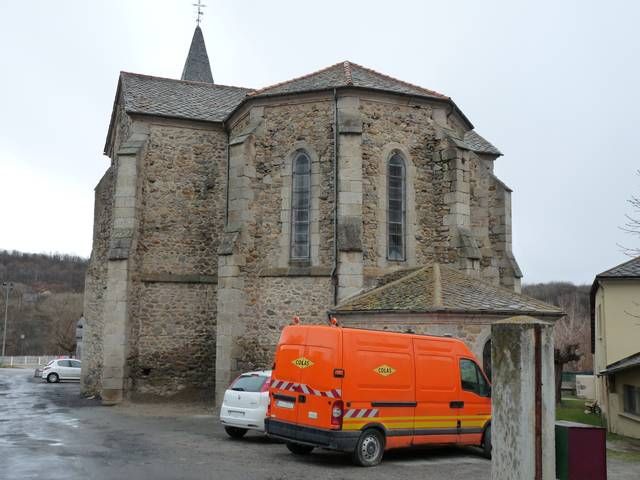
[0,368,491,480]
[1,368,638,480]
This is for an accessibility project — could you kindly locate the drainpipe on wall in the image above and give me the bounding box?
[224,122,230,227]
[331,88,339,305]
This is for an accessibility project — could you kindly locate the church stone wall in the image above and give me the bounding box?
[81,167,115,395]
[82,101,131,395]
[251,100,335,267]
[128,121,226,398]
[360,98,442,278]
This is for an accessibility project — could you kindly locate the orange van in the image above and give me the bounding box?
[264,322,492,466]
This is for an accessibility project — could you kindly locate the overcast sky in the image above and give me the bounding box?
[0,0,638,284]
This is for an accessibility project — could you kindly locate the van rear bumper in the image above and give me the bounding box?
[265,418,360,452]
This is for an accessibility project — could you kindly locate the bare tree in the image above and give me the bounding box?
[620,170,640,256]
[38,293,82,355]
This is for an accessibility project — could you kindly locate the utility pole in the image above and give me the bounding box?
[2,282,13,358]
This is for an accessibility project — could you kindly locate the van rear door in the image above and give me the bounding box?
[296,326,343,430]
[271,326,306,426]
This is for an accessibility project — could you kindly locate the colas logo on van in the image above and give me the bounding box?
[374,364,396,376]
[292,357,314,369]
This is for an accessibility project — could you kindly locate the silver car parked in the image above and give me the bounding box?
[41,359,81,383]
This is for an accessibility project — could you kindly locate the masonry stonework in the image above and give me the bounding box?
[84,50,532,403]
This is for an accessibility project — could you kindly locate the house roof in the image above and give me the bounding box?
[181,26,214,83]
[463,130,502,156]
[596,256,640,278]
[599,352,640,376]
[251,61,449,101]
[332,263,563,317]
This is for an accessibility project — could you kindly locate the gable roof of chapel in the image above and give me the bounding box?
[332,263,563,317]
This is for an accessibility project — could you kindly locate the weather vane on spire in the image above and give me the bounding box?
[193,0,206,26]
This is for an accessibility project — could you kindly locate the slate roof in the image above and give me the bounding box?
[596,256,640,278]
[108,61,506,155]
[600,352,640,375]
[464,130,502,156]
[181,26,214,83]
[251,61,449,100]
[333,263,563,317]
[119,72,250,123]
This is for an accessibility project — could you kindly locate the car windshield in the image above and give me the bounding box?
[230,374,268,392]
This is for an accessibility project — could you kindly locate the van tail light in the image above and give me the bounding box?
[260,378,271,393]
[331,400,344,429]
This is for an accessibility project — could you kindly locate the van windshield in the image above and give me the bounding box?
[230,374,268,392]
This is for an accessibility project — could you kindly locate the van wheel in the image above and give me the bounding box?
[482,424,492,459]
[47,373,59,383]
[286,442,314,455]
[353,429,385,467]
[224,426,247,439]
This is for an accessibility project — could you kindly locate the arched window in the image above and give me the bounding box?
[387,153,406,261]
[291,151,311,260]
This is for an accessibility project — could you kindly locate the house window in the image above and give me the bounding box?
[387,152,406,261]
[623,384,640,416]
[291,151,311,260]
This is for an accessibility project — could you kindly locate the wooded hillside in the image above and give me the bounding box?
[0,250,87,292]
[0,250,88,356]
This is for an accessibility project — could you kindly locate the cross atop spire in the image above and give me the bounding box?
[193,0,206,26]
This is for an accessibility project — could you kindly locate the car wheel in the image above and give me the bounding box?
[224,426,248,439]
[482,424,492,459]
[47,373,59,383]
[286,442,314,455]
[352,428,385,467]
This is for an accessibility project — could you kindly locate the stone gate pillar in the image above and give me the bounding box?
[491,316,555,480]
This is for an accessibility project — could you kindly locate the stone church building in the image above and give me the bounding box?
[82,26,562,404]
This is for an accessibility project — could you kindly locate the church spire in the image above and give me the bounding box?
[181,25,214,83]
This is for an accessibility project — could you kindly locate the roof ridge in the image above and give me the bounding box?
[347,61,449,99]
[120,71,253,91]
[249,61,347,96]
[343,61,353,85]
[338,266,430,307]
[597,255,640,277]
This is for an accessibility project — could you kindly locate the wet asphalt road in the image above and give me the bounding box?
[0,368,493,480]
[1,368,636,480]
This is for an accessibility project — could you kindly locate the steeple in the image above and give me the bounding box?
[181,25,214,83]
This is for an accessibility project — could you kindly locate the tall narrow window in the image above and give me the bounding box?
[291,151,311,260]
[387,153,406,260]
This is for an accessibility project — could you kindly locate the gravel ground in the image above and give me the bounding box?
[0,368,636,479]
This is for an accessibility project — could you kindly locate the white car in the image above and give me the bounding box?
[41,358,81,383]
[220,370,271,438]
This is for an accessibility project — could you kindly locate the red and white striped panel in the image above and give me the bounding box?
[270,379,341,399]
[344,408,379,419]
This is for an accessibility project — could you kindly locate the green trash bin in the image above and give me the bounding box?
[556,421,606,480]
